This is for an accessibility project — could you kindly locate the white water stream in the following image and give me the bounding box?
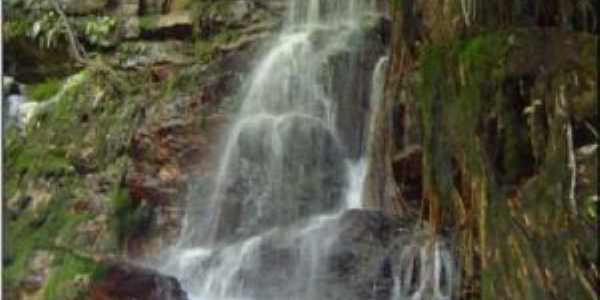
[157,1,456,299]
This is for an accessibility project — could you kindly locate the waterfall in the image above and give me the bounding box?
[344,56,389,209]
[157,1,456,299]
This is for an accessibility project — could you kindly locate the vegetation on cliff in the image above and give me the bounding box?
[376,0,598,298]
[3,0,597,299]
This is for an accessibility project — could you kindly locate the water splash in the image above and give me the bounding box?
[157,1,457,299]
[392,239,458,300]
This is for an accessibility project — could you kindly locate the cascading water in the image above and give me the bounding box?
[344,56,389,210]
[158,1,457,299]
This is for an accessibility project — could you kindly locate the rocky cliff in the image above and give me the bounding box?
[367,0,597,298]
[4,0,285,298]
[3,0,598,299]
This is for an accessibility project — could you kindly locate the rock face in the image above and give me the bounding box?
[4,1,597,300]
[373,0,598,298]
[326,20,388,160]
[3,1,279,299]
[88,263,189,300]
[59,0,109,15]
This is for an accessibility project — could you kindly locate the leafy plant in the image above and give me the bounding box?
[29,10,62,49]
[83,16,116,47]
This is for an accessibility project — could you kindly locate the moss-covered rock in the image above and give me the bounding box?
[381,2,598,295]
[3,60,151,298]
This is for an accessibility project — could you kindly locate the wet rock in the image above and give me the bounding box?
[181,209,451,300]
[319,210,407,300]
[121,40,263,256]
[88,263,189,300]
[325,212,456,300]
[208,118,347,243]
[324,23,387,160]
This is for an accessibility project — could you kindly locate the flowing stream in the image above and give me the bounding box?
[158,1,456,299]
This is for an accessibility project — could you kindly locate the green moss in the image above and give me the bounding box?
[139,15,161,31]
[10,62,142,177]
[3,19,34,41]
[25,78,64,102]
[5,72,91,179]
[417,32,532,298]
[78,16,117,48]
[111,184,135,242]
[192,29,242,64]
[3,178,93,291]
[452,33,508,132]
[111,185,154,246]
[3,61,153,292]
[43,252,106,300]
[194,39,216,64]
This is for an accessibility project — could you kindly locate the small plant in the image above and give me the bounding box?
[83,16,116,47]
[29,10,62,49]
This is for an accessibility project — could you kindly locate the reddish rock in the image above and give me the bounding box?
[88,263,188,300]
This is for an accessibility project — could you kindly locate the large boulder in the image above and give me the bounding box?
[88,262,189,300]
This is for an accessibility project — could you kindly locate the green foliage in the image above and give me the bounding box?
[3,19,34,41]
[25,78,63,102]
[3,179,92,292]
[43,253,105,300]
[416,31,598,299]
[3,61,150,298]
[4,6,116,49]
[5,73,88,179]
[5,189,105,299]
[192,30,241,64]
[82,16,117,47]
[418,33,510,175]
[194,39,216,64]
[29,10,63,49]
[163,71,184,98]
[111,185,132,242]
